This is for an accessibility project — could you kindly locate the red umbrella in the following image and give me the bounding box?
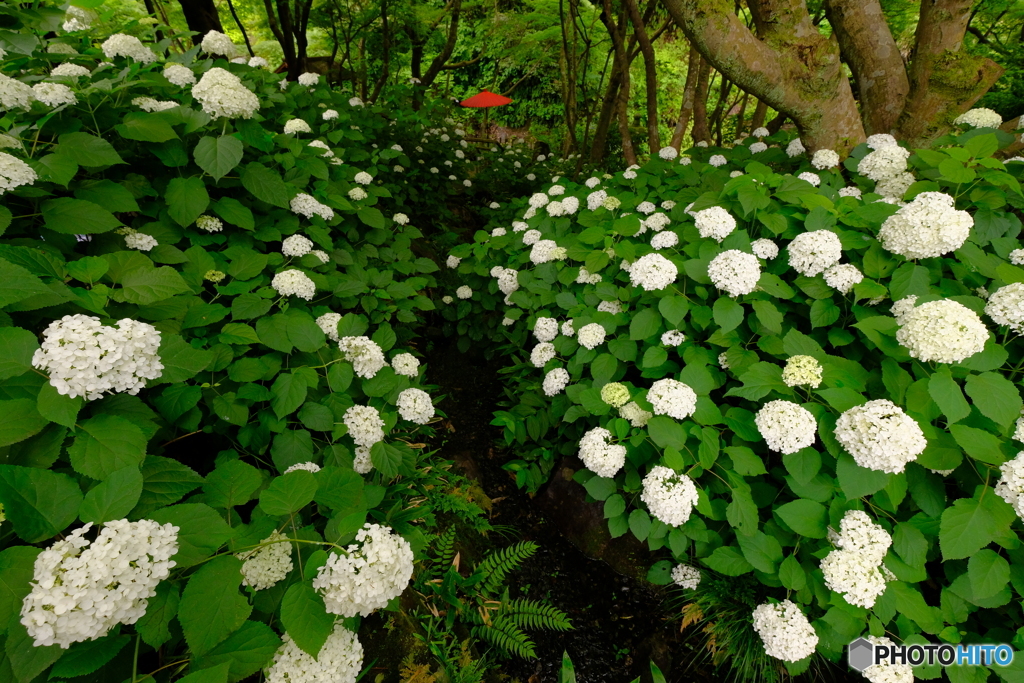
[460,90,512,108]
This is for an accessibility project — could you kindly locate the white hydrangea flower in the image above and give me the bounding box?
[730,170,745,178]
[751,239,779,260]
[693,206,736,243]
[709,154,727,167]
[629,253,677,291]
[124,230,158,251]
[353,446,373,474]
[51,63,90,78]
[533,317,559,342]
[641,466,698,526]
[820,511,893,608]
[454,285,473,300]
[618,401,652,428]
[986,282,1024,333]
[316,313,342,342]
[648,379,697,420]
[349,97,364,107]
[397,388,434,424]
[597,301,623,315]
[542,367,570,396]
[798,171,821,187]
[866,134,898,150]
[312,250,329,264]
[751,600,818,662]
[755,400,817,454]
[290,193,335,221]
[671,564,701,589]
[860,636,914,683]
[282,234,314,257]
[248,56,268,68]
[858,145,910,181]
[878,191,972,259]
[586,190,608,211]
[889,296,918,325]
[266,624,363,683]
[323,109,339,120]
[348,187,368,201]
[718,352,730,370]
[339,337,387,379]
[577,323,607,350]
[195,214,222,233]
[132,97,178,113]
[0,152,38,194]
[749,141,768,154]
[560,320,575,336]
[782,356,822,389]
[284,118,312,135]
[788,230,842,276]
[875,172,915,199]
[101,34,157,63]
[21,520,178,648]
[600,382,630,408]
[623,169,638,179]
[896,298,987,363]
[823,263,863,294]
[272,270,316,300]
[954,107,1002,128]
[752,127,769,138]
[297,72,319,87]
[786,138,805,157]
[32,315,162,401]
[562,196,580,214]
[644,213,671,232]
[661,330,686,346]
[838,186,862,199]
[696,141,709,148]
[343,405,385,448]
[578,427,627,478]
[650,231,679,250]
[834,399,926,474]
[391,353,420,377]
[192,67,259,119]
[811,149,840,169]
[996,452,1024,520]
[201,30,237,57]
[585,177,601,188]
[530,342,556,368]
[530,239,565,264]
[237,530,293,591]
[708,250,761,297]
[313,523,413,617]
[31,82,76,107]
[62,5,95,31]
[659,146,679,160]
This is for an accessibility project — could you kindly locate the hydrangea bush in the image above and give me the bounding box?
[443,123,1024,675]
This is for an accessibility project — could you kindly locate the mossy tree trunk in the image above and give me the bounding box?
[669,44,700,150]
[660,0,866,154]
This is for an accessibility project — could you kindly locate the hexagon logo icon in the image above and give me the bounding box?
[848,638,875,671]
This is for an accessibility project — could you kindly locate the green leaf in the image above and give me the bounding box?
[50,633,130,678]
[5,619,63,683]
[940,497,995,560]
[259,470,318,515]
[176,663,232,683]
[642,346,668,369]
[893,522,928,569]
[121,266,192,304]
[67,414,147,480]
[889,581,943,634]
[713,297,744,333]
[0,465,82,542]
[726,446,767,476]
[725,362,789,401]
[751,300,783,335]
[0,398,47,448]
[964,372,1022,429]
[889,264,931,300]
[149,503,236,568]
[115,114,178,142]
[927,367,970,424]
[152,384,203,423]
[357,207,384,229]
[213,197,255,230]
[702,546,753,575]
[135,456,205,514]
[179,555,252,657]
[136,582,180,648]
[647,416,686,450]
[629,508,652,541]
[774,499,828,538]
[370,441,404,479]
[836,453,889,499]
[298,402,335,431]
[968,548,1009,600]
[313,467,364,512]
[241,162,292,208]
[659,296,689,325]
[195,135,244,182]
[938,158,976,184]
[727,486,758,535]
[36,382,82,428]
[158,334,213,383]
[629,307,661,340]
[57,131,124,167]
[204,460,263,509]
[810,299,840,328]
[950,424,1006,465]
[280,583,335,657]
[191,620,280,683]
[166,176,211,227]
[42,197,122,234]
[0,547,41,631]
[778,555,807,590]
[231,293,272,319]
[0,258,50,308]
[79,465,143,523]
[0,327,37,379]
[737,531,783,573]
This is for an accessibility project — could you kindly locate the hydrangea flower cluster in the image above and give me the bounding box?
[671,563,701,589]
[0,74,34,111]
[313,523,414,617]
[0,152,38,194]
[811,149,840,169]
[640,466,699,526]
[543,368,570,396]
[862,636,914,683]
[577,323,607,350]
[32,314,163,401]
[648,379,697,419]
[530,342,556,367]
[751,600,818,662]
[629,253,677,291]
[996,452,1024,520]
[21,520,179,648]
[284,118,312,135]
[397,388,434,424]
[342,405,385,447]
[534,317,559,342]
[282,234,314,257]
[191,68,259,119]
[290,193,335,221]
[985,282,1024,333]
[201,30,238,57]
[694,206,736,242]
[266,625,364,683]
[751,239,778,260]
[32,82,76,107]
[284,462,321,474]
[392,353,420,377]
[600,382,630,407]
[238,530,293,590]
[820,510,892,608]
[834,400,926,473]
[101,34,157,62]
[858,145,910,182]
[954,107,1003,128]
[661,330,685,346]
[788,230,842,276]
[781,355,822,388]
[578,427,627,478]
[877,192,972,259]
[338,336,387,379]
[823,263,863,294]
[755,400,817,454]
[619,401,652,428]
[895,298,987,363]
[272,270,316,300]
[708,250,761,297]
[785,138,805,157]
[163,63,196,86]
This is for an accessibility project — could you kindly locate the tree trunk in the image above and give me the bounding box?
[661,0,866,153]
[690,59,711,145]
[894,0,1004,146]
[599,0,637,165]
[420,0,462,88]
[709,77,732,146]
[177,0,223,44]
[559,0,580,152]
[750,98,768,130]
[623,0,661,154]
[670,44,700,149]
[823,0,908,135]
[590,52,622,163]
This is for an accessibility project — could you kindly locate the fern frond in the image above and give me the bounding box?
[502,598,573,632]
[429,527,458,577]
[473,541,537,596]
[472,618,538,659]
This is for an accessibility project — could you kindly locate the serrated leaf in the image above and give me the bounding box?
[49,633,130,678]
[271,372,308,419]
[775,499,828,538]
[121,266,192,304]
[166,176,210,227]
[927,367,970,424]
[280,583,334,657]
[36,382,82,428]
[629,508,651,541]
[67,414,147,480]
[178,555,252,657]
[0,327,38,379]
[158,334,213,383]
[0,546,41,631]
[940,497,995,560]
[57,131,124,167]
[313,467,364,512]
[779,555,807,590]
[836,453,889,499]
[79,465,143,523]
[737,531,783,573]
[149,503,235,567]
[964,372,1022,429]
[0,465,82,542]
[42,197,122,234]
[968,548,1009,600]
[950,424,1006,465]
[204,460,263,509]
[701,546,753,575]
[135,455,205,514]
[191,620,281,682]
[5,619,63,683]
[259,470,318,515]
[0,258,53,307]
[241,162,292,208]
[195,135,244,182]
[136,582,180,648]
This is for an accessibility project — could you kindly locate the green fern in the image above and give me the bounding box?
[472,618,538,659]
[472,541,537,596]
[502,598,573,632]
[430,527,458,577]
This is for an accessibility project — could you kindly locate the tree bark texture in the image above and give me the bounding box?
[749,99,768,130]
[599,0,637,165]
[690,57,711,144]
[623,0,661,154]
[894,0,1004,146]
[177,0,223,44]
[823,0,907,135]
[670,44,700,149]
[660,0,865,152]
